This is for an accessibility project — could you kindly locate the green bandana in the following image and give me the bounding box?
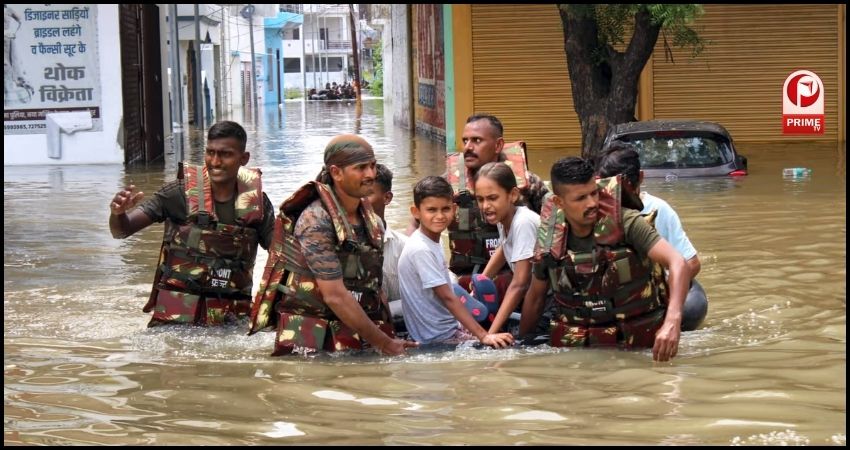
[316,134,375,184]
[324,134,374,167]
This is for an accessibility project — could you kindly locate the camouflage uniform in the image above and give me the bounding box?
[143,165,268,327]
[533,175,670,348]
[249,181,393,355]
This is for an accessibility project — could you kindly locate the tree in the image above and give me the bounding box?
[370,40,383,97]
[558,5,705,158]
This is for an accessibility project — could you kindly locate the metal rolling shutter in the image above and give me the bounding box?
[652,4,839,142]
[119,4,143,165]
[471,5,582,153]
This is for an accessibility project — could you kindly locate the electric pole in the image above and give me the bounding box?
[348,4,362,107]
[241,5,259,123]
[194,4,204,130]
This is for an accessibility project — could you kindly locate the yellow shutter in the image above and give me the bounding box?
[471,5,582,153]
[652,4,840,142]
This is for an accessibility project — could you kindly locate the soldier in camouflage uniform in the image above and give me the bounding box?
[109,121,275,327]
[249,134,418,356]
[518,157,689,362]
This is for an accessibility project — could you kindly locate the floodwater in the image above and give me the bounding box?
[4,99,846,445]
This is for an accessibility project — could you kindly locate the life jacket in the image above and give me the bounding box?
[248,181,393,355]
[446,141,529,274]
[144,164,264,327]
[534,175,669,349]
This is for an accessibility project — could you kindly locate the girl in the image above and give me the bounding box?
[474,162,541,334]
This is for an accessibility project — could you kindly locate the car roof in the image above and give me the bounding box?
[609,120,732,138]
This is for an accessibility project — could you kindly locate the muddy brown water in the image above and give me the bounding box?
[4,100,845,445]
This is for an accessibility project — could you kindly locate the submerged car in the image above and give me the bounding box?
[602,120,748,177]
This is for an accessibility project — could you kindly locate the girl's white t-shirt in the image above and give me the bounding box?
[496,206,540,272]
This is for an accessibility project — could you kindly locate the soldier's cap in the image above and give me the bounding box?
[323,134,375,169]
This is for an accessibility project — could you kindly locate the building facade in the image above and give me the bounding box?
[396,4,846,152]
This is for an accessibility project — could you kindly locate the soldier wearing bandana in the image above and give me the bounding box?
[249,135,418,356]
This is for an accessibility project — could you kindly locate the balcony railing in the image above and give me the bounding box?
[325,40,351,50]
[307,5,350,15]
[300,40,354,54]
[280,4,303,14]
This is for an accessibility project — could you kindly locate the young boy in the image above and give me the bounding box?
[398,176,515,348]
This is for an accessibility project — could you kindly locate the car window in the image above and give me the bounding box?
[617,133,733,168]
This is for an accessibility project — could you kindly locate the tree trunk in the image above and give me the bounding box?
[559,6,661,159]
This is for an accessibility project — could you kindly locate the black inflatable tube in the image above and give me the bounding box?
[681,278,708,332]
[391,279,708,344]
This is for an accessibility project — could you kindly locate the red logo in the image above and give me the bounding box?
[782,70,825,135]
[785,74,821,108]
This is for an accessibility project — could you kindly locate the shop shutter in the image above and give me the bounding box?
[471,5,582,153]
[652,4,839,142]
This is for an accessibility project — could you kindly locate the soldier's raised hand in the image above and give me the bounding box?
[110,185,145,215]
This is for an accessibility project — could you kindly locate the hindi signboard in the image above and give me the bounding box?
[4,4,102,135]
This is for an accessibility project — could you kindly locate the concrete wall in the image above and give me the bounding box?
[157,5,170,140]
[263,31,282,105]
[382,26,393,103]
[390,5,412,130]
[225,10,267,111]
[303,14,347,42]
[4,4,124,165]
[225,6,244,115]
[412,4,445,143]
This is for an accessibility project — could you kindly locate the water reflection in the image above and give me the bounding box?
[4,342,164,445]
[3,102,846,445]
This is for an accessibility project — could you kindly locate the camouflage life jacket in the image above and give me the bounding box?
[248,181,393,355]
[534,175,669,349]
[446,141,529,274]
[144,164,264,326]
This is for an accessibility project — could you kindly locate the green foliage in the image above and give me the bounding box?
[284,87,302,100]
[593,5,640,48]
[645,4,706,60]
[369,40,383,97]
[560,4,706,63]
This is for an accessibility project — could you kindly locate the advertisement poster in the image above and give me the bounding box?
[4,4,102,134]
[413,4,445,139]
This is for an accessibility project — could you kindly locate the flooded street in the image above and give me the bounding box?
[4,99,846,445]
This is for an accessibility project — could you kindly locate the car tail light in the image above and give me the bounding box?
[728,169,747,176]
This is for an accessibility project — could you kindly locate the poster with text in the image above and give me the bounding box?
[4,4,102,134]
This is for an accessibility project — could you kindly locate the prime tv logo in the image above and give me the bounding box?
[782,70,825,135]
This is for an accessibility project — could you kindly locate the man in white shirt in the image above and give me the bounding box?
[596,144,706,331]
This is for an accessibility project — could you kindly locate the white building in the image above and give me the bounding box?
[286,4,357,93]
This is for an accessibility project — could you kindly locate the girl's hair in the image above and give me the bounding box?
[474,162,523,205]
